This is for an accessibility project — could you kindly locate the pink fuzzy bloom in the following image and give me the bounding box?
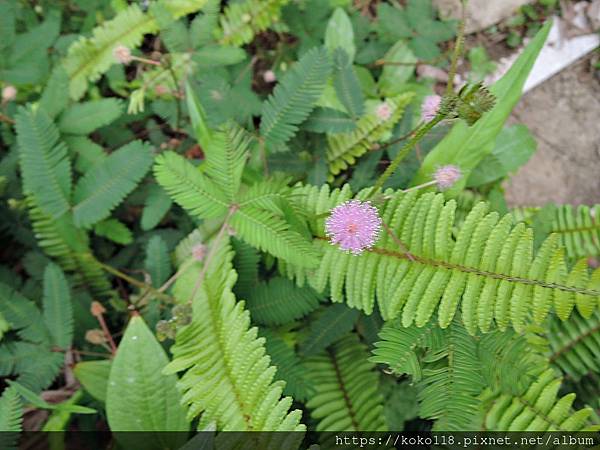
[2,85,17,102]
[191,244,207,261]
[325,200,382,255]
[113,45,132,64]
[375,102,392,121]
[434,165,462,190]
[263,70,276,83]
[421,95,442,122]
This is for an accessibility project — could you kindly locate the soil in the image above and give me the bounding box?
[504,56,600,206]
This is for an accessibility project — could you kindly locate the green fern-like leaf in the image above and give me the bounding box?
[62,2,208,100]
[259,46,332,151]
[154,151,230,219]
[549,310,600,381]
[279,184,600,334]
[26,199,112,297]
[0,387,22,432]
[551,204,600,260]
[305,333,387,431]
[261,329,314,402]
[163,240,305,434]
[326,94,413,176]
[0,342,64,393]
[42,263,73,350]
[246,277,321,326]
[0,282,49,344]
[72,140,153,228]
[144,235,171,288]
[15,106,71,219]
[58,99,123,135]
[141,184,173,231]
[483,368,593,431]
[332,48,364,119]
[299,304,359,356]
[219,0,289,46]
[94,218,133,245]
[204,123,251,202]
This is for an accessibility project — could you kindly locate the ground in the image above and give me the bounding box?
[505,57,600,206]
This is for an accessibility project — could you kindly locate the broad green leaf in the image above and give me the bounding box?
[73,360,111,403]
[411,21,551,192]
[467,125,537,187]
[42,263,73,349]
[72,140,153,228]
[324,7,355,61]
[194,45,246,67]
[58,99,124,135]
[378,40,416,97]
[8,381,95,414]
[106,315,188,441]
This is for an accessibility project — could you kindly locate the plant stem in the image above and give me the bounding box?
[446,0,467,96]
[187,207,237,304]
[367,114,445,199]
[98,262,174,303]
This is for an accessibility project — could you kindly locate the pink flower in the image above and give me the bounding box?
[421,95,442,122]
[376,102,392,121]
[2,85,17,102]
[325,200,382,255]
[263,70,276,83]
[113,45,132,64]
[191,244,207,261]
[434,165,462,190]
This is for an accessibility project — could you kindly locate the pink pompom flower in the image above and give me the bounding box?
[421,94,442,122]
[191,244,207,262]
[434,165,462,190]
[113,45,132,64]
[325,200,382,255]
[263,70,276,83]
[375,102,392,121]
[2,85,17,102]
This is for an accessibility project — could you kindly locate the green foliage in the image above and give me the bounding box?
[106,315,189,437]
[300,304,360,356]
[58,99,123,135]
[0,387,22,432]
[281,185,600,334]
[164,242,305,433]
[16,106,72,219]
[482,368,593,431]
[73,360,111,403]
[413,21,551,192]
[549,311,600,381]
[144,235,171,288]
[260,46,332,151]
[305,333,386,431]
[94,218,133,245]
[327,94,413,176]
[72,141,153,228]
[219,0,289,46]
[332,49,364,120]
[245,277,321,326]
[42,262,73,349]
